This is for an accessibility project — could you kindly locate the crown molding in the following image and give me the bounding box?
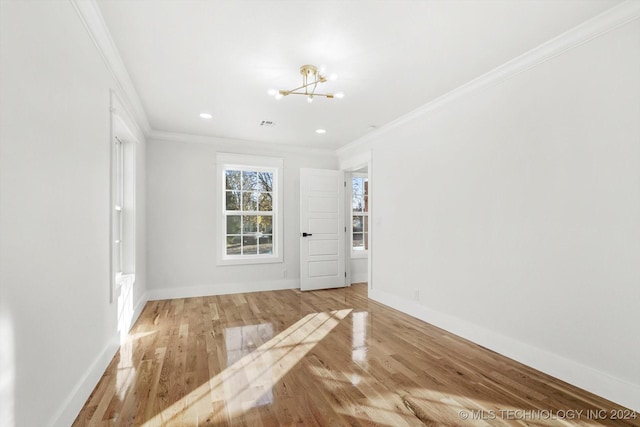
[148,130,337,157]
[70,0,151,136]
[337,0,640,158]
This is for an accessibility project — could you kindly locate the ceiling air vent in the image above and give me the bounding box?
[259,120,276,127]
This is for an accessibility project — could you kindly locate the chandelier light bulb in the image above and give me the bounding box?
[334,92,345,99]
[307,96,314,104]
[267,88,277,96]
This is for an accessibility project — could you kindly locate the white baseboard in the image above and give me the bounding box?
[369,288,640,412]
[132,291,148,324]
[351,272,368,284]
[52,279,294,426]
[146,278,300,301]
[50,292,148,427]
[49,336,119,427]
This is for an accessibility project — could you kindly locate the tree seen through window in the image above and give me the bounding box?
[225,169,274,255]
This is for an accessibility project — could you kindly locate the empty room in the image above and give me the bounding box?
[1,0,639,426]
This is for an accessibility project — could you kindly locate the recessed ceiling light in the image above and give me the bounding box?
[199,112,212,119]
[316,129,326,134]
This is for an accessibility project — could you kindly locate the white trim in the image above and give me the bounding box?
[50,292,148,427]
[217,153,283,169]
[49,337,119,427]
[71,0,639,156]
[339,150,371,172]
[369,288,640,412]
[150,130,336,157]
[70,0,150,135]
[146,279,299,301]
[340,151,373,288]
[131,292,148,332]
[350,173,369,258]
[351,250,368,260]
[216,153,284,265]
[110,93,139,303]
[337,1,640,158]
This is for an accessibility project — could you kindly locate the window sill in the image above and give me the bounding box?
[351,251,368,259]
[114,273,135,296]
[217,255,283,266]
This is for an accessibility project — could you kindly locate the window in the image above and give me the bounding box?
[351,174,368,255]
[111,127,137,302]
[217,154,283,265]
[114,136,124,275]
[112,135,136,278]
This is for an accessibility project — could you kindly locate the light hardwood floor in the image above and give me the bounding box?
[73,284,639,426]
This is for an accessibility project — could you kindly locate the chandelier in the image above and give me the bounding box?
[269,64,344,103]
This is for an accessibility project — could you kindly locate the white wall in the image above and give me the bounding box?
[350,258,368,283]
[342,18,640,410]
[0,2,146,426]
[146,137,337,298]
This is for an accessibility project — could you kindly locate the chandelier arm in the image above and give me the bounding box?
[285,80,321,94]
[274,65,339,100]
[286,91,334,98]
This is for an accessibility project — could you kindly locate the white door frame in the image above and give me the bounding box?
[339,151,372,293]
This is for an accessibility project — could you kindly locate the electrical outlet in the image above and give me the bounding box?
[413,288,420,301]
[282,268,287,278]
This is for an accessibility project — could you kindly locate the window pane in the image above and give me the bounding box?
[256,172,274,192]
[226,215,241,235]
[352,196,364,212]
[353,216,363,233]
[226,236,241,255]
[226,191,240,211]
[352,177,364,196]
[242,171,258,190]
[243,236,257,255]
[259,235,273,254]
[353,233,364,249]
[258,193,273,211]
[225,170,241,190]
[242,191,258,211]
[258,216,272,234]
[243,215,258,233]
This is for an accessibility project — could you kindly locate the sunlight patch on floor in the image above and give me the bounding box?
[141,308,352,426]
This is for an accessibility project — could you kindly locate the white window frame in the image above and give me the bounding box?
[216,153,284,265]
[110,94,138,303]
[351,173,369,258]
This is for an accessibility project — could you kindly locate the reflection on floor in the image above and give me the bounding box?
[224,322,275,410]
[72,284,639,426]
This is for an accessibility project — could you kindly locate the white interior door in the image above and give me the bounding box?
[300,168,346,291]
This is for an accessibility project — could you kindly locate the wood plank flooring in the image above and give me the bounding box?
[73,284,639,426]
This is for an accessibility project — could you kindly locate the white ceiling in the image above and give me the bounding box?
[96,0,620,150]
